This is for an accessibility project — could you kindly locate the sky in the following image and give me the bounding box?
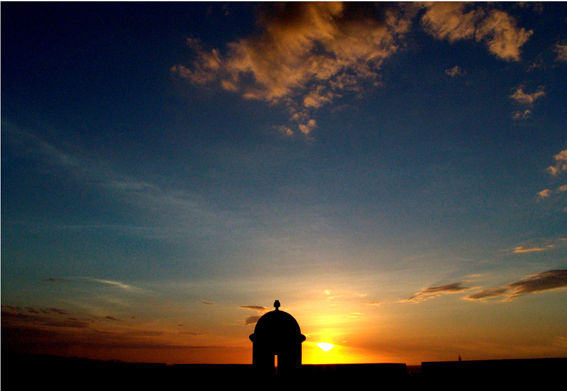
[2,2,567,366]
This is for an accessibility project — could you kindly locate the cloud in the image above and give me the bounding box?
[512,245,554,254]
[44,277,69,283]
[536,185,567,200]
[172,2,413,135]
[547,149,567,176]
[245,315,261,325]
[511,238,567,254]
[554,43,567,62]
[466,270,567,301]
[240,305,267,312]
[420,3,532,61]
[513,109,532,120]
[173,3,534,136]
[75,277,143,293]
[510,86,545,106]
[403,281,471,303]
[1,306,89,329]
[445,65,464,78]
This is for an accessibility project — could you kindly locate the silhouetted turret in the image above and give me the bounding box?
[249,300,306,376]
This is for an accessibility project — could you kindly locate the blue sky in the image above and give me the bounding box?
[2,2,567,364]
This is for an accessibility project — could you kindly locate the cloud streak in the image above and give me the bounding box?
[240,305,267,312]
[403,282,471,303]
[466,270,567,301]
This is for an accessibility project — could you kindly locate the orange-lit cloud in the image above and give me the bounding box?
[172,2,413,135]
[421,3,532,61]
[555,42,567,62]
[402,281,471,303]
[512,245,553,254]
[466,269,567,301]
[547,149,567,177]
[511,238,567,254]
[173,3,533,135]
[445,65,464,78]
[510,85,545,106]
[513,109,532,120]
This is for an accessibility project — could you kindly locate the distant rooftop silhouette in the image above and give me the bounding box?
[249,300,306,376]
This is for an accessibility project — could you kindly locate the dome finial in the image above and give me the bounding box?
[274,299,280,311]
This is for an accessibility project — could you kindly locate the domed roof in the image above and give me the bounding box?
[250,300,306,344]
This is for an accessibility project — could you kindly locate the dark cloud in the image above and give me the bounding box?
[43,318,91,328]
[43,277,68,283]
[46,307,68,315]
[240,305,267,312]
[245,316,261,325]
[404,282,471,303]
[467,270,567,301]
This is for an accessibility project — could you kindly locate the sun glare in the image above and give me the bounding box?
[316,342,334,352]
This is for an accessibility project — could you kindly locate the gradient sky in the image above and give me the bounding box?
[2,2,567,365]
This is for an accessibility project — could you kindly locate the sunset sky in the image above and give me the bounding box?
[2,2,567,366]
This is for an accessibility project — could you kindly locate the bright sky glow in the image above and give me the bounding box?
[2,2,567,366]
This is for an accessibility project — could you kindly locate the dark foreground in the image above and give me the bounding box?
[2,352,566,390]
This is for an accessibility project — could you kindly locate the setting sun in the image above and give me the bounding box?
[316,343,334,352]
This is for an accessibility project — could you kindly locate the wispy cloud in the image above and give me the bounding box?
[511,238,566,254]
[4,121,243,243]
[402,281,471,303]
[466,270,567,301]
[512,245,554,254]
[80,277,138,291]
